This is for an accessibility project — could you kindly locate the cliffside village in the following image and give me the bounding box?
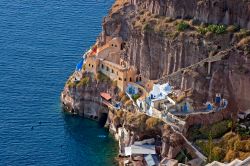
[74,36,229,123]
[70,37,250,166]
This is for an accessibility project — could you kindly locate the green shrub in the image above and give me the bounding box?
[236,124,250,137]
[199,120,231,139]
[188,120,232,141]
[198,24,226,35]
[196,141,226,162]
[77,76,89,87]
[177,21,189,31]
[198,26,208,35]
[207,24,226,34]
[187,125,203,141]
[196,140,211,157]
[132,94,140,101]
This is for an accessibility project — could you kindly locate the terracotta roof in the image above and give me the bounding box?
[100,92,112,100]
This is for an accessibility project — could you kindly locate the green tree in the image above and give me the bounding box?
[208,131,213,163]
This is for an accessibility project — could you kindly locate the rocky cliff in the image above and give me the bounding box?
[100,0,250,112]
[106,109,191,162]
[61,73,116,119]
[131,0,250,29]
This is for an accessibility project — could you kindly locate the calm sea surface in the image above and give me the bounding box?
[0,0,118,165]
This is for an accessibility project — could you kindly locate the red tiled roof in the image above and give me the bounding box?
[90,45,97,56]
[100,92,112,100]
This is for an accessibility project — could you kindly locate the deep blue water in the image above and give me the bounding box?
[0,0,118,165]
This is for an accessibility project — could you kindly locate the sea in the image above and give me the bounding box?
[0,0,118,165]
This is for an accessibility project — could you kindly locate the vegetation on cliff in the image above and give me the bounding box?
[196,132,250,162]
[112,110,163,136]
[76,76,89,87]
[66,74,92,88]
[188,120,233,141]
[133,9,245,37]
[186,119,250,162]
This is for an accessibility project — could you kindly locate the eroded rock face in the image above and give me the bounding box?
[101,0,250,112]
[161,125,185,158]
[131,0,250,29]
[61,79,113,117]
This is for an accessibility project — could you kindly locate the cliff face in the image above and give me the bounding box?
[61,74,115,118]
[132,0,250,29]
[100,0,250,111]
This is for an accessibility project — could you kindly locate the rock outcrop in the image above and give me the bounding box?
[61,74,115,118]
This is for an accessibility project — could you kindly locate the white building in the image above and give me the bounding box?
[147,83,172,116]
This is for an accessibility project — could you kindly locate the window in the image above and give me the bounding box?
[101,64,104,68]
[115,44,117,47]
[121,43,125,50]
[119,77,122,81]
[111,69,114,73]
[92,65,94,68]
[89,64,90,67]
[124,78,126,81]
[111,44,113,47]
[130,77,132,82]
[106,66,109,71]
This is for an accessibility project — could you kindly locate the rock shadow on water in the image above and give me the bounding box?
[61,112,119,166]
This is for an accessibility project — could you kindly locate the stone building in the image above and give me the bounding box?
[84,37,137,91]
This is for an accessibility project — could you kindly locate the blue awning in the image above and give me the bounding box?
[76,59,83,71]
